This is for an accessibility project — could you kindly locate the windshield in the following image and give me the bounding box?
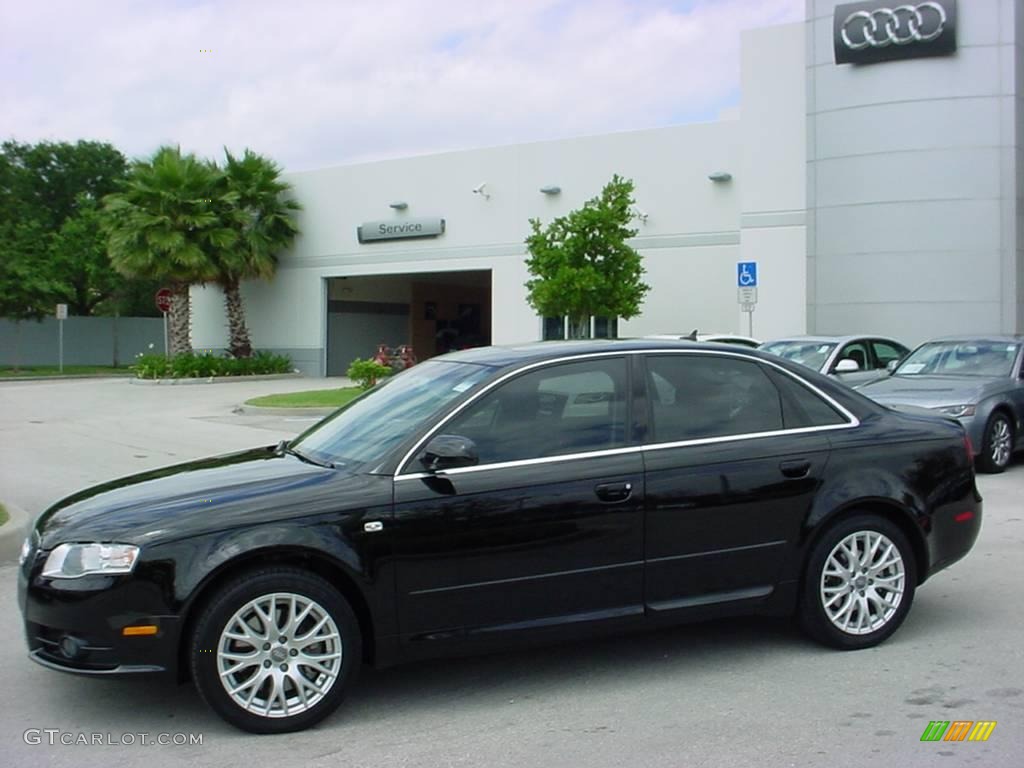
[291,361,493,468]
[895,341,1020,377]
[759,341,837,371]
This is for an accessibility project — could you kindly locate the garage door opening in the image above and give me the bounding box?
[325,271,492,376]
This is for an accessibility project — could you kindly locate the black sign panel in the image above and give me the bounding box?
[833,0,957,65]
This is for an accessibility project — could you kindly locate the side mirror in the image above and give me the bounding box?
[886,359,900,374]
[835,358,860,373]
[420,434,478,473]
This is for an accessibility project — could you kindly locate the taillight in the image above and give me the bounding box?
[964,433,974,462]
[954,511,975,523]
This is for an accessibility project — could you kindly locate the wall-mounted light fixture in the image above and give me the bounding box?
[708,171,733,182]
[389,201,408,210]
[539,185,561,195]
[472,182,490,200]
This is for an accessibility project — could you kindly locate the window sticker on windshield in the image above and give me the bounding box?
[901,363,925,374]
[1009,345,1017,352]
[452,381,474,392]
[818,345,830,353]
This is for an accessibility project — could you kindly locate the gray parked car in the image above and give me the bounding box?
[759,335,910,388]
[858,336,1024,473]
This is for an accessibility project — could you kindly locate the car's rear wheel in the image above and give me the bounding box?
[190,567,361,733]
[977,412,1013,474]
[799,515,917,650]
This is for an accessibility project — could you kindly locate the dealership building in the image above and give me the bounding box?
[192,0,1024,377]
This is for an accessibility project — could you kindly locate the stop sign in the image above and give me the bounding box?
[155,288,172,313]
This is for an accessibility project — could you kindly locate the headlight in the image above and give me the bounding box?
[18,536,32,567]
[42,543,140,579]
[934,404,977,418]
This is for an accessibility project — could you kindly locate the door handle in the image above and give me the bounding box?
[779,459,812,479]
[595,481,633,503]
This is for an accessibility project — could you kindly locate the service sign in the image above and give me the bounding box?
[357,218,445,243]
[833,0,956,66]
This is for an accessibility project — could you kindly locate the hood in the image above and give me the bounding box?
[34,447,341,549]
[858,374,990,408]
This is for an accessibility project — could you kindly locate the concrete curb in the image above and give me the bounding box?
[129,372,304,386]
[0,499,31,565]
[0,373,134,383]
[233,404,337,417]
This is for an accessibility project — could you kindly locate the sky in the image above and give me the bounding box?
[1,0,803,172]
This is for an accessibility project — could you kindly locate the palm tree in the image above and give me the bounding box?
[102,146,237,355]
[218,149,301,358]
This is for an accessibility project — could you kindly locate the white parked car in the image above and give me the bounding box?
[759,335,910,388]
[645,331,761,348]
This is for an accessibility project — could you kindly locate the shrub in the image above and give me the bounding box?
[131,350,294,379]
[347,358,393,389]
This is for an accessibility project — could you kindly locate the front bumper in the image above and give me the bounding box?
[18,558,180,677]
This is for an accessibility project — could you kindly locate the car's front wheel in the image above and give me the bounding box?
[190,567,362,733]
[799,515,917,650]
[977,411,1014,474]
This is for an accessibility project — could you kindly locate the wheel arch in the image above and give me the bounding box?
[175,546,377,683]
[801,498,929,589]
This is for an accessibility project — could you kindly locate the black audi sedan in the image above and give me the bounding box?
[18,340,982,733]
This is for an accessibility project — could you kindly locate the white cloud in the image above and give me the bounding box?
[0,0,803,171]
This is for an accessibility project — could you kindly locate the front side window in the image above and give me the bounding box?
[646,355,783,442]
[436,357,629,465]
[872,340,907,368]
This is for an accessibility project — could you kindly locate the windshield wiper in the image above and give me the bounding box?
[275,439,336,469]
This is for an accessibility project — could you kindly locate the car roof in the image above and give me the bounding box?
[436,338,752,368]
[926,335,1024,343]
[761,335,900,345]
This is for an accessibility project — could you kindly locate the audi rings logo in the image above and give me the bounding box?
[841,3,945,50]
[833,0,956,65]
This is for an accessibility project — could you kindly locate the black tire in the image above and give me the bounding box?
[190,567,362,733]
[976,411,1014,474]
[798,514,917,650]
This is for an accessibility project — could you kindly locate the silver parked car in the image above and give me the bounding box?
[758,335,910,388]
[858,336,1024,473]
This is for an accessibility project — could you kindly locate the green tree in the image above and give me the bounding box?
[524,174,649,338]
[217,149,301,357]
[0,140,134,318]
[103,146,237,355]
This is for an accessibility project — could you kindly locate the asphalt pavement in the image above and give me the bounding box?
[0,377,1022,768]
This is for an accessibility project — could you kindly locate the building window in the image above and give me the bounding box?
[542,316,619,340]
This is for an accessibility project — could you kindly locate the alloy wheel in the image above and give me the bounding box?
[990,417,1012,468]
[216,592,343,718]
[820,530,905,636]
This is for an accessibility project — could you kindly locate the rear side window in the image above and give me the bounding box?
[765,368,849,428]
[645,355,783,442]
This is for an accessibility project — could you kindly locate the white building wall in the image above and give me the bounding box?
[806,0,1023,344]
[739,22,808,341]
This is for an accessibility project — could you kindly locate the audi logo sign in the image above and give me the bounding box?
[833,0,957,65]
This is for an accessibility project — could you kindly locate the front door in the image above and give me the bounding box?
[391,355,645,647]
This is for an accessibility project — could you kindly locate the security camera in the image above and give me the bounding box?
[631,207,648,224]
[472,182,490,199]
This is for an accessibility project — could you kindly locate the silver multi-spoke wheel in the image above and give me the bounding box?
[989,418,1012,468]
[820,530,905,636]
[217,592,343,718]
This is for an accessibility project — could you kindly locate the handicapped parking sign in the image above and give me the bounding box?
[737,262,757,287]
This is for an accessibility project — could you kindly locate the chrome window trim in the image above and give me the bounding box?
[394,348,860,480]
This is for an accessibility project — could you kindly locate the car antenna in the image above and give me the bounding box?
[686,329,699,341]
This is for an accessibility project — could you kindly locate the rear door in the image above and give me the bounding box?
[640,352,849,616]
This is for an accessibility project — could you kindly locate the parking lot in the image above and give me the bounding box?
[1,376,1022,768]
